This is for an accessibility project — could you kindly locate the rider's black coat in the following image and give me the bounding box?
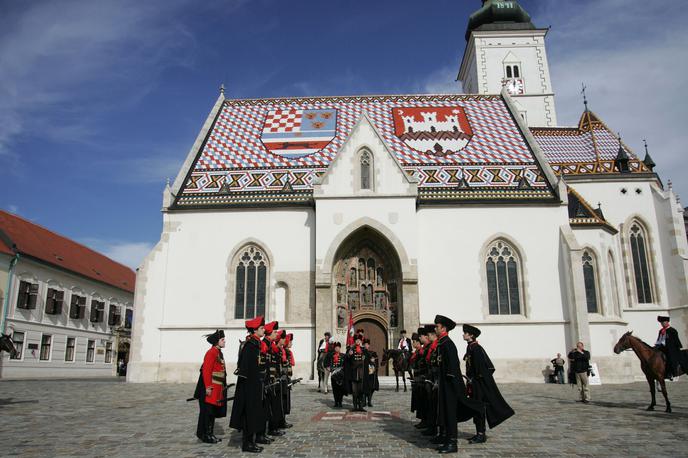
[658,327,688,376]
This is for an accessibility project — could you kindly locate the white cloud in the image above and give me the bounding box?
[0,0,200,160]
[80,238,154,270]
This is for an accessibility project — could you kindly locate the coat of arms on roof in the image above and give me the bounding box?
[260,108,337,158]
[391,107,473,157]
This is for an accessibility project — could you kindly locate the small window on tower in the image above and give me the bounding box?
[513,65,520,78]
[506,66,513,78]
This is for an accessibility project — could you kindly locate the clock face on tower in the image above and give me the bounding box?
[502,78,525,95]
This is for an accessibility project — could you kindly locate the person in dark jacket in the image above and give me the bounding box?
[263,321,286,436]
[409,331,423,423]
[229,316,268,453]
[655,315,688,379]
[363,338,379,407]
[433,316,484,454]
[568,341,591,403]
[463,324,515,445]
[345,334,369,411]
[194,329,227,444]
[325,342,346,407]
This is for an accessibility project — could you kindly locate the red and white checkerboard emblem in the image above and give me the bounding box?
[261,108,337,158]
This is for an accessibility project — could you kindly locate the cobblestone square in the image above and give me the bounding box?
[0,379,686,457]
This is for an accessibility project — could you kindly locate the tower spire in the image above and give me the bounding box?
[581,83,589,112]
[642,139,656,171]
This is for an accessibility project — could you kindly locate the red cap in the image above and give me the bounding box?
[245,315,265,330]
[285,333,293,345]
[264,321,278,334]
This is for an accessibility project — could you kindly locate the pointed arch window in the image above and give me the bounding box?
[360,150,372,190]
[234,245,268,319]
[608,251,620,316]
[582,250,599,313]
[629,222,653,303]
[485,240,522,315]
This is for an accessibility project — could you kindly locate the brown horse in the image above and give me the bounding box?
[613,331,680,413]
[0,334,18,358]
[381,349,411,392]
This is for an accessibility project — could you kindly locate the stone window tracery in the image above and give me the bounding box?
[234,245,268,319]
[582,250,600,313]
[485,240,522,315]
[629,222,653,304]
[360,150,372,190]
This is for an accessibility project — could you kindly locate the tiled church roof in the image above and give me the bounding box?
[174,93,557,207]
[0,210,135,293]
[531,110,652,176]
[567,187,617,234]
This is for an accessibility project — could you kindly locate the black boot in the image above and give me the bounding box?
[256,434,272,445]
[242,441,263,453]
[279,421,293,429]
[438,440,458,454]
[468,433,487,444]
[430,434,445,445]
[208,421,221,443]
[414,421,427,429]
[421,427,436,436]
[268,429,284,436]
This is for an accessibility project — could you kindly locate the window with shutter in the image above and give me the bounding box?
[46,288,64,315]
[70,295,86,319]
[90,300,104,323]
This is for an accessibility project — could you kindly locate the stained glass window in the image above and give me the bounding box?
[630,223,653,303]
[234,246,268,319]
[485,240,523,315]
[582,251,599,313]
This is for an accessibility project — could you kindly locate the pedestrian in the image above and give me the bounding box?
[551,353,566,384]
[264,321,285,436]
[433,316,484,454]
[229,316,268,453]
[283,333,295,420]
[422,324,440,440]
[363,338,379,407]
[346,334,369,411]
[278,331,293,428]
[317,332,332,393]
[194,329,227,444]
[397,329,412,354]
[412,327,429,429]
[462,324,514,445]
[326,342,346,407]
[568,342,591,403]
[654,315,688,379]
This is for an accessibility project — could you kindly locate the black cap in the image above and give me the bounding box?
[463,324,481,338]
[434,315,456,331]
[205,329,225,345]
[425,324,437,335]
[411,333,420,342]
[657,315,670,323]
[417,327,427,336]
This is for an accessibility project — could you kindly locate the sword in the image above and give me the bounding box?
[186,383,235,401]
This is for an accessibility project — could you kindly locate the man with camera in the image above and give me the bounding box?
[568,342,591,403]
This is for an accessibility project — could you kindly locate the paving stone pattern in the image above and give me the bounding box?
[0,379,687,457]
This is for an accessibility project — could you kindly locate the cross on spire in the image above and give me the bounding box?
[220,83,225,96]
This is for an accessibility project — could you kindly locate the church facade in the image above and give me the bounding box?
[129,0,688,384]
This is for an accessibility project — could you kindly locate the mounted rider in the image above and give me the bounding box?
[654,315,688,379]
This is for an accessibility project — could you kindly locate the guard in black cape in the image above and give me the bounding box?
[325,341,346,407]
[282,333,295,419]
[229,316,268,453]
[363,338,380,407]
[194,329,227,444]
[345,334,370,411]
[462,323,514,445]
[422,324,440,440]
[263,321,286,436]
[410,327,429,429]
[655,315,688,379]
[433,315,484,454]
[278,330,293,428]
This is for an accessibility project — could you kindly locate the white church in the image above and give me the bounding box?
[129,0,688,384]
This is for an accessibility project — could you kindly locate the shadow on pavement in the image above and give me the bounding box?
[0,398,34,409]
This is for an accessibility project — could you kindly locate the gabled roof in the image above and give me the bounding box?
[173,93,557,208]
[567,187,617,234]
[0,210,135,293]
[531,110,652,177]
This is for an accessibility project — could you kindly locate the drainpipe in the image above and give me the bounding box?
[2,253,20,334]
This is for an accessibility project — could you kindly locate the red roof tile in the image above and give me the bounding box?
[0,210,135,293]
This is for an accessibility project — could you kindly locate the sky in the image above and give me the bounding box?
[1,0,687,270]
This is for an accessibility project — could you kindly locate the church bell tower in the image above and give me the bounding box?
[457,0,557,127]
